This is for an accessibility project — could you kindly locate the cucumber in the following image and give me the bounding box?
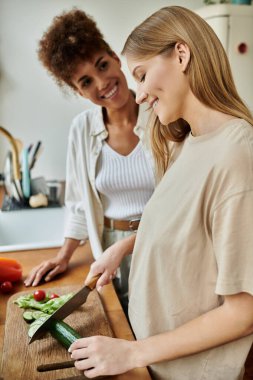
[23,311,35,323]
[32,311,47,320]
[23,310,49,323]
[28,315,50,338]
[27,312,81,350]
[49,320,81,349]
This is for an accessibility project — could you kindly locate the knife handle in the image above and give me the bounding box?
[37,360,75,372]
[86,274,100,290]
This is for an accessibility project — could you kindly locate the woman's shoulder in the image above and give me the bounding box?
[222,118,253,155]
[214,119,253,183]
[71,105,103,129]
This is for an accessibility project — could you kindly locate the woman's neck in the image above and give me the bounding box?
[184,94,235,136]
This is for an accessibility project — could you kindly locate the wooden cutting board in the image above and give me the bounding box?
[1,286,114,380]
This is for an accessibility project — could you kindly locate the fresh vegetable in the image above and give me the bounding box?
[23,310,49,323]
[32,310,47,320]
[50,320,81,349]
[14,293,46,310]
[49,293,59,299]
[28,314,50,338]
[23,311,35,322]
[33,289,46,301]
[27,313,81,349]
[0,257,22,282]
[14,292,73,314]
[15,290,80,350]
[0,281,13,294]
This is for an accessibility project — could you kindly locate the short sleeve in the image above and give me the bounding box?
[212,190,253,296]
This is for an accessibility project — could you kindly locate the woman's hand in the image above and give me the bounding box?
[85,234,136,291]
[69,336,139,378]
[86,243,124,291]
[24,238,80,287]
[24,255,69,287]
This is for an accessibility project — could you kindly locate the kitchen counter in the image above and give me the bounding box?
[2,183,252,379]
[0,245,151,379]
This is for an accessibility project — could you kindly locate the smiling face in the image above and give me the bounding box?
[71,51,130,110]
[127,44,190,125]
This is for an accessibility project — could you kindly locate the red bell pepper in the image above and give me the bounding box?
[0,257,22,282]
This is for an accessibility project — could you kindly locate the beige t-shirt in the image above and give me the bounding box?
[129,118,253,380]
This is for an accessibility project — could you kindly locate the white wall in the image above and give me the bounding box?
[0,0,203,180]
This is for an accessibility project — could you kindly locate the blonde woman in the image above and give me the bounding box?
[69,6,253,380]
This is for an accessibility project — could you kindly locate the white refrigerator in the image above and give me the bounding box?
[196,4,253,112]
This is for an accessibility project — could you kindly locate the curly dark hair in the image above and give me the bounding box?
[38,8,113,90]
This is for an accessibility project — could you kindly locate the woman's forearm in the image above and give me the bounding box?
[134,292,253,368]
[85,234,136,288]
[113,233,136,257]
[58,237,81,261]
[69,292,253,377]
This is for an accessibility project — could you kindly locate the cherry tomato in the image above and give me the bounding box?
[33,289,46,301]
[0,281,13,294]
[49,293,59,299]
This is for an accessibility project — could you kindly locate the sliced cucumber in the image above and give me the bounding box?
[27,314,81,350]
[28,315,50,338]
[32,311,47,320]
[23,311,35,323]
[50,320,81,349]
[23,310,48,324]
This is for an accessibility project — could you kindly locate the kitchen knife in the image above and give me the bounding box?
[29,140,42,170]
[56,376,108,380]
[55,375,108,380]
[37,360,75,372]
[38,361,109,379]
[29,274,100,344]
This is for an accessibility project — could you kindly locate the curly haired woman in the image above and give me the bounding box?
[24,8,155,314]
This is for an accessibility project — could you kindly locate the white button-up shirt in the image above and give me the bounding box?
[64,103,154,260]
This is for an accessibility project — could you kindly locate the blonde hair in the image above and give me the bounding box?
[122,6,253,177]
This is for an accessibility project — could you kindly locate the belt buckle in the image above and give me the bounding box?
[129,218,140,232]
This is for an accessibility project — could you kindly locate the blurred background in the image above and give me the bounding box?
[0,0,252,181]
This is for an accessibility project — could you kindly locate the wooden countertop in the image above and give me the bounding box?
[1,190,253,379]
[0,244,151,379]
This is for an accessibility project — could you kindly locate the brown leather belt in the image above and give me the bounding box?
[104,217,141,231]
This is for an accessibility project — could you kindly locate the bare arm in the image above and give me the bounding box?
[24,237,80,286]
[85,233,136,290]
[69,292,253,377]
[136,292,253,366]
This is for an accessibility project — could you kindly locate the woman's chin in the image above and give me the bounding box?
[157,115,170,126]
[157,113,179,126]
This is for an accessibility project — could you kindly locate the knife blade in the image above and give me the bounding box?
[29,274,100,344]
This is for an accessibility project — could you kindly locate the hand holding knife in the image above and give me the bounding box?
[29,274,101,343]
[37,359,108,378]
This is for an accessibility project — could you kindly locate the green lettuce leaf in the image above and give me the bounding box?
[14,293,73,314]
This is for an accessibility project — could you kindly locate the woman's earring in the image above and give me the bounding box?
[179,57,182,64]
